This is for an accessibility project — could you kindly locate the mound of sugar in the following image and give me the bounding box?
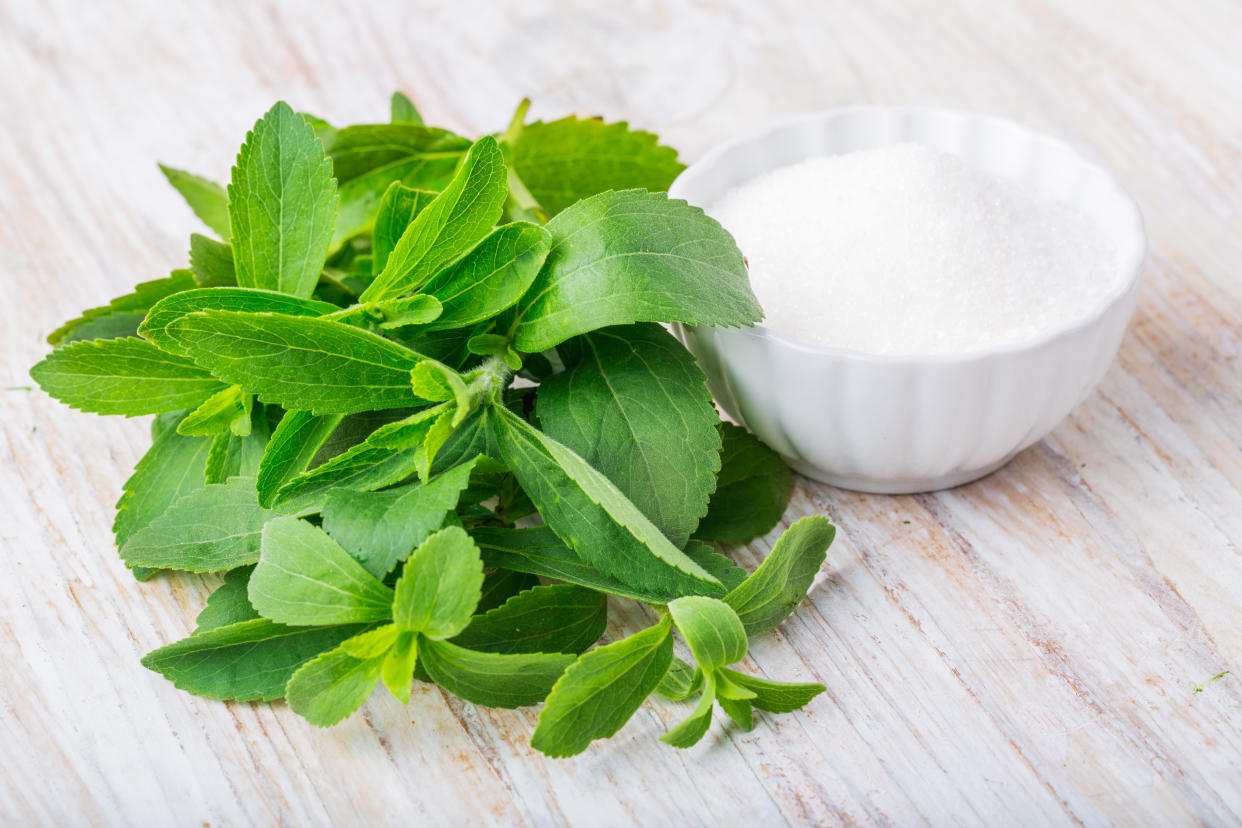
[708,144,1121,355]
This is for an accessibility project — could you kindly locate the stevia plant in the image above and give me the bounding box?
[29,93,836,756]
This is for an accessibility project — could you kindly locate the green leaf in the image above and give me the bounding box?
[176,385,251,436]
[660,673,717,749]
[194,567,259,631]
[382,632,418,703]
[471,526,675,604]
[655,657,701,701]
[249,517,393,626]
[452,584,607,655]
[168,310,424,414]
[682,541,747,592]
[256,411,345,508]
[512,189,761,352]
[717,695,754,731]
[120,477,274,572]
[512,116,684,216]
[392,526,484,639]
[694,423,792,545]
[419,222,551,331]
[322,458,479,578]
[419,638,573,708]
[477,569,541,614]
[228,101,339,298]
[667,596,747,671]
[724,516,835,636]
[531,617,673,758]
[372,182,436,275]
[48,270,197,346]
[142,618,362,702]
[203,414,269,484]
[113,418,213,553]
[159,165,231,240]
[188,233,236,287]
[719,668,825,714]
[489,405,722,599]
[362,137,508,302]
[340,624,401,659]
[140,287,337,357]
[390,91,424,125]
[535,323,721,546]
[285,641,385,726]
[31,337,226,416]
[322,124,470,250]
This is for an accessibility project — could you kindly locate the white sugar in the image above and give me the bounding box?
[709,144,1121,355]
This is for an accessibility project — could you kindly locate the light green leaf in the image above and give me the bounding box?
[694,423,792,545]
[142,618,362,702]
[512,116,684,215]
[667,596,747,671]
[512,189,761,352]
[535,323,721,546]
[120,476,274,572]
[159,165,231,240]
[340,624,401,659]
[452,584,607,655]
[419,638,573,709]
[194,567,259,631]
[176,385,250,436]
[419,222,551,331]
[285,642,385,726]
[322,457,480,578]
[249,517,393,626]
[655,657,701,701]
[724,516,835,636]
[113,416,213,554]
[48,270,197,346]
[362,137,508,302]
[660,673,717,749]
[203,413,268,484]
[168,310,424,414]
[531,617,673,758]
[188,233,236,287]
[390,91,424,125]
[139,287,336,357]
[228,101,339,298]
[392,526,484,639]
[372,182,436,274]
[31,337,226,417]
[719,668,825,714]
[489,405,722,599]
[256,410,345,507]
[373,294,443,329]
[382,632,418,703]
[717,695,754,731]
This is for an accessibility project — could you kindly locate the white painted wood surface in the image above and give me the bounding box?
[2,0,1240,824]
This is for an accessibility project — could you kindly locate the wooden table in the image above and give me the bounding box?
[2,1,1240,824]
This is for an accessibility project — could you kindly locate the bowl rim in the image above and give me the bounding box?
[670,104,1148,366]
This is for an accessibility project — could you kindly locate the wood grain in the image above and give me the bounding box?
[2,0,1240,824]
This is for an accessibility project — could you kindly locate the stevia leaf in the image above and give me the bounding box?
[188,233,236,287]
[512,116,685,216]
[667,596,747,671]
[340,624,400,660]
[531,617,674,758]
[390,91,423,125]
[285,642,385,726]
[717,696,754,731]
[142,618,364,702]
[228,101,339,298]
[249,517,393,626]
[381,632,418,703]
[512,189,761,352]
[655,657,701,701]
[392,527,484,639]
[159,165,231,240]
[203,412,269,484]
[140,287,337,357]
[535,323,721,546]
[694,423,793,545]
[48,270,197,346]
[361,137,508,302]
[477,569,541,614]
[256,411,344,507]
[31,337,226,417]
[323,124,471,251]
[194,566,259,631]
[373,294,443,329]
[719,668,826,714]
[452,584,607,655]
[322,457,480,578]
[418,222,551,331]
[682,541,747,592]
[470,526,675,604]
[168,310,424,414]
[489,405,722,599]
[120,477,274,572]
[660,673,717,749]
[420,638,574,709]
[176,385,250,437]
[113,417,214,552]
[724,516,835,636]
[373,182,436,275]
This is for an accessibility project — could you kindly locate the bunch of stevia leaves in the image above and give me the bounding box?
[30,93,836,756]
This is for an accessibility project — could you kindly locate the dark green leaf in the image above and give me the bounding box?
[372,182,436,275]
[694,423,792,545]
[113,417,213,554]
[452,584,607,655]
[724,516,835,636]
[48,271,197,346]
[188,233,236,287]
[140,287,336,357]
[682,541,747,592]
[194,567,259,631]
[477,569,541,614]
[419,638,573,708]
[159,165,231,240]
[256,411,344,507]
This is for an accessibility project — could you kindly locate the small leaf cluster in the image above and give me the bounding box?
[31,93,835,757]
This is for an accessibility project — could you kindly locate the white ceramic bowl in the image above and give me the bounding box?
[672,106,1146,493]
